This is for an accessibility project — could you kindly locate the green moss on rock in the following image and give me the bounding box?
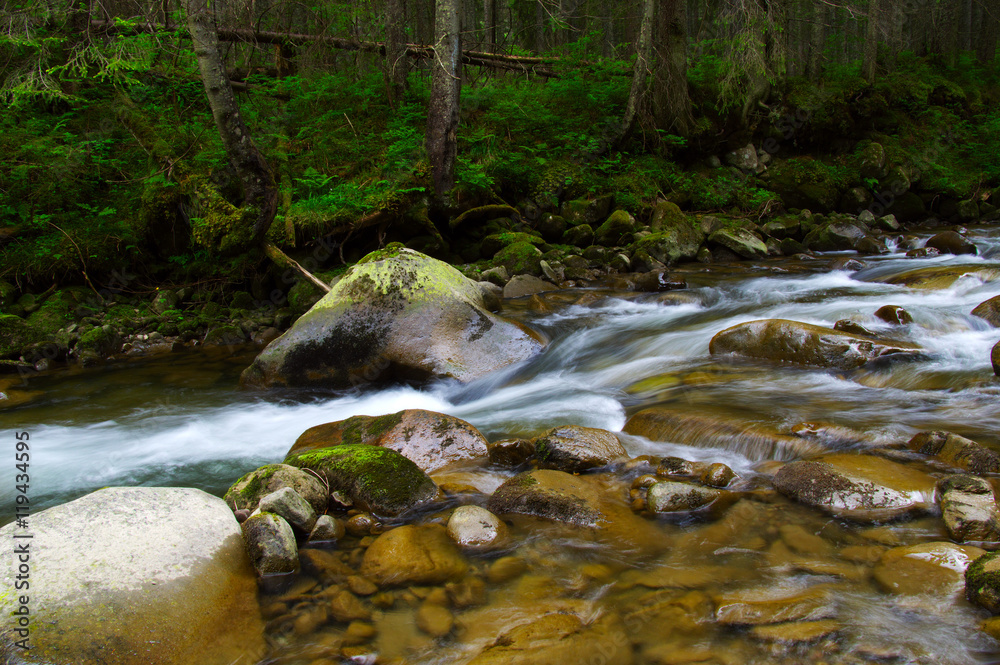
[286,444,437,517]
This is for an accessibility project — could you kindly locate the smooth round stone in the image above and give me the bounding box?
[416,603,455,637]
[646,481,721,513]
[259,486,318,533]
[360,524,469,587]
[242,512,300,576]
[447,505,509,551]
[309,514,346,543]
[700,462,736,487]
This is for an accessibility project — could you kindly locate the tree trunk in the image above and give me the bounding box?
[611,0,654,148]
[978,0,998,65]
[426,0,462,204]
[184,0,277,249]
[385,0,408,106]
[483,0,497,52]
[806,0,824,81]
[863,0,880,83]
[652,0,692,137]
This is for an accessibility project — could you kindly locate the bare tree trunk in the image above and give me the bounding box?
[863,0,881,83]
[610,0,654,148]
[978,0,999,64]
[652,0,692,137]
[184,0,277,250]
[426,0,462,204]
[483,0,496,52]
[535,0,546,51]
[385,0,408,106]
[806,0,824,81]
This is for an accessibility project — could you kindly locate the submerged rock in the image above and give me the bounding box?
[0,487,264,665]
[713,584,836,625]
[994,340,1000,376]
[907,431,1000,475]
[623,405,822,461]
[967,551,1000,612]
[360,524,468,587]
[709,319,923,370]
[874,542,985,596]
[938,475,1000,542]
[285,444,437,517]
[288,409,489,473]
[487,469,667,553]
[773,453,936,522]
[240,247,544,389]
[532,425,628,472]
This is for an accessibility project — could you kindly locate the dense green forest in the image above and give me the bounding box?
[2,0,1000,364]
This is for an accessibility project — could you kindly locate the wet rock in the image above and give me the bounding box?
[708,228,768,260]
[874,542,985,596]
[286,444,437,517]
[773,453,936,522]
[926,230,977,255]
[906,246,940,258]
[700,463,736,487]
[830,257,865,272]
[966,551,1000,612]
[258,486,318,533]
[487,437,535,467]
[624,405,823,462]
[503,274,558,299]
[224,463,328,514]
[299,548,354,584]
[359,524,468,587]
[487,469,667,553]
[309,514,346,543]
[749,620,839,644]
[880,265,1000,289]
[646,481,722,513]
[467,607,633,665]
[875,214,901,232]
[972,295,1000,327]
[657,456,697,477]
[0,487,264,665]
[532,425,628,472]
[874,305,913,325]
[993,340,1000,376]
[709,319,923,370]
[635,271,686,293]
[241,247,544,389]
[630,222,705,266]
[762,217,801,240]
[832,319,877,336]
[289,409,489,473]
[416,602,454,637]
[714,584,836,625]
[907,431,1000,475]
[803,219,868,252]
[938,475,1000,542]
[447,505,509,551]
[328,588,372,622]
[242,512,299,576]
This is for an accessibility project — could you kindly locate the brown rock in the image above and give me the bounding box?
[714,585,836,625]
[874,305,913,325]
[874,542,985,596]
[908,431,1000,475]
[532,425,628,472]
[288,409,488,473]
[926,230,977,255]
[972,295,1000,327]
[360,524,468,587]
[416,603,454,637]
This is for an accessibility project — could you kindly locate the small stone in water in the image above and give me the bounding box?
[343,620,378,645]
[657,456,696,477]
[874,304,913,325]
[309,514,345,543]
[347,575,378,596]
[416,603,454,637]
[647,481,720,513]
[346,512,379,537]
[699,463,736,488]
[447,505,509,552]
[487,556,528,585]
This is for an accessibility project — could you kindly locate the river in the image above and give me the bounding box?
[2,225,999,664]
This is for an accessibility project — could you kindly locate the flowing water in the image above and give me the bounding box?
[2,226,1000,664]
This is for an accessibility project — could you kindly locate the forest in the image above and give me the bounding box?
[2,0,999,301]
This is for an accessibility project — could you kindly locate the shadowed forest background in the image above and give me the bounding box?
[2,0,1000,295]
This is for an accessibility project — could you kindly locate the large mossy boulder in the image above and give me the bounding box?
[288,409,489,473]
[594,210,637,247]
[285,444,438,517]
[773,454,936,522]
[240,248,544,388]
[709,319,923,370]
[630,224,704,267]
[0,314,41,359]
[0,487,264,665]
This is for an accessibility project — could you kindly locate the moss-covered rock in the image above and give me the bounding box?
[562,223,594,248]
[75,325,122,365]
[907,431,1000,475]
[241,512,299,576]
[594,210,637,247]
[560,196,613,226]
[766,157,842,213]
[285,444,437,517]
[240,248,544,388]
[708,228,768,260]
[481,232,544,258]
[709,319,923,370]
[224,463,328,513]
[495,241,543,276]
[26,294,75,336]
[0,314,41,359]
[967,551,1000,612]
[287,409,488,473]
[203,325,246,347]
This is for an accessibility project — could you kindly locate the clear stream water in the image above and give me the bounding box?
[2,226,999,664]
